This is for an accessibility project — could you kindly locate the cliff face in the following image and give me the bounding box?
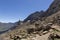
[0,0,60,40]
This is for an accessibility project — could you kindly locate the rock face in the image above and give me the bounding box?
[24,11,44,23]
[1,0,60,40]
[45,0,60,16]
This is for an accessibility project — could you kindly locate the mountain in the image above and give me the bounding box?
[0,20,22,34]
[45,0,60,17]
[0,22,15,34]
[24,11,44,22]
[0,22,15,31]
[1,0,60,40]
[24,0,60,23]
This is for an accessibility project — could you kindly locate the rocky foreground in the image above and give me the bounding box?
[0,23,60,40]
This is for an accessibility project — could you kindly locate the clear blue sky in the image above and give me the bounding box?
[0,0,53,23]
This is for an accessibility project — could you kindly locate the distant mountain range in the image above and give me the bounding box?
[0,20,22,34]
[0,22,15,33]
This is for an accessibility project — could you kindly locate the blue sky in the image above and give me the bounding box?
[0,0,53,23]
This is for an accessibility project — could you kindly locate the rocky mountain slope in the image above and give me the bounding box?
[0,0,60,40]
[24,11,44,22]
[24,0,60,23]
